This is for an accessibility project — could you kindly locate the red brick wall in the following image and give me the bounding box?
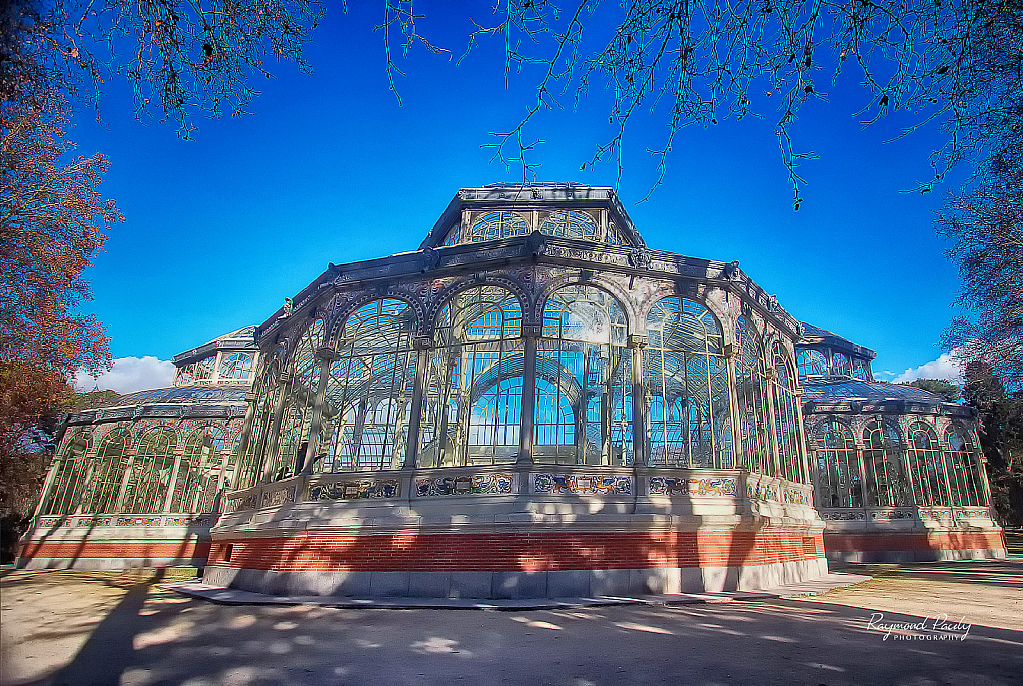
[19,537,211,562]
[208,530,825,573]
[824,531,1006,553]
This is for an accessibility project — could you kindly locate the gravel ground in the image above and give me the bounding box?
[2,559,1021,686]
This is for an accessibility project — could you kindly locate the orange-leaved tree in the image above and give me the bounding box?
[0,23,122,557]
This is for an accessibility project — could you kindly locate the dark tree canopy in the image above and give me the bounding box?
[899,378,963,403]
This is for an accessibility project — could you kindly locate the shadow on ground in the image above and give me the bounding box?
[2,562,1022,686]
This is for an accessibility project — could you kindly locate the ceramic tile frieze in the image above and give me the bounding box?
[533,473,632,495]
[307,479,401,501]
[648,476,737,497]
[415,473,513,497]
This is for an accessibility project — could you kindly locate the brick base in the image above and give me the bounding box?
[824,531,1007,563]
[208,530,824,573]
[17,537,211,570]
[201,529,827,598]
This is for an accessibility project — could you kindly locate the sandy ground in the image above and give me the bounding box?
[1,560,1021,686]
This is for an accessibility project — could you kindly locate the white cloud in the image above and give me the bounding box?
[893,350,964,384]
[75,356,177,394]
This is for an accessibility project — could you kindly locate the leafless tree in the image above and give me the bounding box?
[383,0,1014,206]
[13,0,326,137]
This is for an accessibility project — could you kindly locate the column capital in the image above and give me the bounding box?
[627,333,648,349]
[522,324,543,338]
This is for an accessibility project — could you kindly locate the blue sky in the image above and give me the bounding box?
[70,4,966,391]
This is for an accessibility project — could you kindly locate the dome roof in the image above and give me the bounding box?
[802,378,945,403]
[97,386,249,407]
[203,325,257,346]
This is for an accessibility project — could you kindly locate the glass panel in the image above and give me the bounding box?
[219,353,252,381]
[538,211,600,240]
[862,420,910,507]
[645,297,731,468]
[832,352,851,377]
[735,316,772,475]
[944,429,986,507]
[237,363,281,489]
[907,422,948,506]
[535,285,631,465]
[772,344,805,483]
[268,320,325,480]
[81,430,130,513]
[815,421,862,508]
[320,300,417,473]
[170,426,226,512]
[796,349,827,379]
[41,431,92,515]
[465,211,529,242]
[123,427,176,514]
[419,286,523,467]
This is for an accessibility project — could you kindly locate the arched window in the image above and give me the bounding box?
[851,358,871,381]
[269,320,326,480]
[536,285,631,465]
[177,356,215,385]
[771,343,805,482]
[861,420,910,507]
[237,360,282,489]
[832,352,851,376]
[219,353,252,381]
[122,427,176,513]
[907,421,948,506]
[82,429,130,513]
[814,421,862,508]
[944,428,986,507]
[170,426,226,512]
[735,316,772,475]
[796,349,827,379]
[465,211,529,242]
[645,297,732,469]
[419,286,523,468]
[320,300,418,472]
[41,431,92,515]
[538,211,601,241]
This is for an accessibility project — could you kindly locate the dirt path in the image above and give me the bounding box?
[2,560,1021,686]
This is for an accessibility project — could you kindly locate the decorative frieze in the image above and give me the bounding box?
[35,514,210,529]
[415,473,514,497]
[260,485,297,509]
[783,488,812,506]
[746,482,780,502]
[918,508,954,520]
[115,515,162,527]
[308,479,401,501]
[955,508,991,520]
[648,476,738,497]
[227,493,258,513]
[163,515,211,527]
[533,473,632,495]
[820,510,867,521]
[869,509,915,521]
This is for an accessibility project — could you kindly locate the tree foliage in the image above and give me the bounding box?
[964,361,1023,525]
[899,378,963,403]
[939,157,1023,395]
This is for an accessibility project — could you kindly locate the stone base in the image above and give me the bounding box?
[202,558,829,599]
[824,531,1007,564]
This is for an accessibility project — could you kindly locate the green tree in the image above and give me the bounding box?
[898,378,962,403]
[964,361,1023,526]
